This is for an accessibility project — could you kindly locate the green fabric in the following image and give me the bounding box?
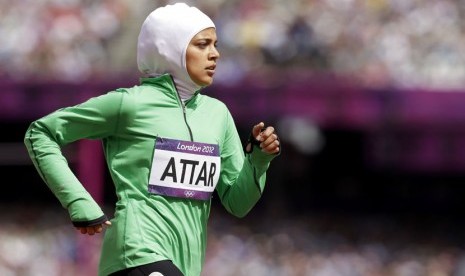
[24,74,276,276]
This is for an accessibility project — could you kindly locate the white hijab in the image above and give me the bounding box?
[137,3,215,101]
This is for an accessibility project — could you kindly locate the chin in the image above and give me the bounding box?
[198,79,213,87]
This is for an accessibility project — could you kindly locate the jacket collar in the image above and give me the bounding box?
[140,74,201,105]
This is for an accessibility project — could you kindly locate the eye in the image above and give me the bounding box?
[195,40,209,49]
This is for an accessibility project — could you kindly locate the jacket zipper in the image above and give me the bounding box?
[170,75,194,142]
[181,101,194,142]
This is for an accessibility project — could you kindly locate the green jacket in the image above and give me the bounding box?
[24,74,276,276]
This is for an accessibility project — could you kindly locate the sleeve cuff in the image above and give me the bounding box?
[72,214,108,227]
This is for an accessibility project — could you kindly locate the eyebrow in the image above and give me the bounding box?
[193,38,218,45]
[194,37,215,42]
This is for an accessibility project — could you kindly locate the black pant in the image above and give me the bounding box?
[109,260,184,276]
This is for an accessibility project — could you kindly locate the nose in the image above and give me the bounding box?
[209,46,220,60]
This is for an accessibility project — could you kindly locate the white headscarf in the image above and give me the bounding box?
[137,3,215,101]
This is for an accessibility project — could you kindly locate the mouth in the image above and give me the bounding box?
[206,64,216,76]
[206,64,216,70]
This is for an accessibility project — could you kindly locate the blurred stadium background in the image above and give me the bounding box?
[1,0,465,275]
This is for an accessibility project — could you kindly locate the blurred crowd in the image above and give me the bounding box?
[0,0,133,82]
[1,0,464,89]
[203,212,465,276]
[1,205,465,276]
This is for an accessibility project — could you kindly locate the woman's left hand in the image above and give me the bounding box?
[250,122,280,154]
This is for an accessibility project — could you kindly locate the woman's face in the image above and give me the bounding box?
[186,27,220,87]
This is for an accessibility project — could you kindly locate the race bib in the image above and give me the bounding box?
[148,137,221,200]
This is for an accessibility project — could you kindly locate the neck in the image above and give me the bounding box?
[172,75,201,102]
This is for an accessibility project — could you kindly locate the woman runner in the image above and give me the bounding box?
[24,3,280,275]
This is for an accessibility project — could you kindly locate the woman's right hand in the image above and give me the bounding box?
[76,220,112,235]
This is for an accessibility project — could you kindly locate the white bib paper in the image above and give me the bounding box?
[148,137,221,200]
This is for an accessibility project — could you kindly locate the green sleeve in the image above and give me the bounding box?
[24,90,132,224]
[215,111,277,218]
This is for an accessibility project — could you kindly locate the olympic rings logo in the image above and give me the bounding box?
[184,190,196,198]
